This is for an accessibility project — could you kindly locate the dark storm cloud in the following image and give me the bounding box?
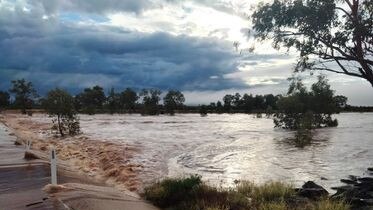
[36,0,156,14]
[0,2,249,93]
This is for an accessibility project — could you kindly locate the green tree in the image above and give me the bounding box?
[0,91,10,109]
[216,101,224,113]
[9,79,38,114]
[77,85,106,114]
[264,94,278,110]
[44,88,80,136]
[120,88,139,113]
[241,94,255,113]
[140,89,161,115]
[163,90,185,115]
[251,0,373,87]
[254,95,265,110]
[199,105,208,117]
[223,94,235,112]
[333,95,348,111]
[106,88,120,114]
[274,75,340,130]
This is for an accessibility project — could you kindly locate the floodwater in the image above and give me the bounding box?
[76,113,373,189]
[42,113,373,189]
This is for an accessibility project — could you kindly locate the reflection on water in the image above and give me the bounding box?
[73,113,373,189]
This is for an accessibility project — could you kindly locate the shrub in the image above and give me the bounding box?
[143,175,202,207]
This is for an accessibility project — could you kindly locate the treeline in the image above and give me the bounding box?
[0,78,371,115]
[0,79,185,115]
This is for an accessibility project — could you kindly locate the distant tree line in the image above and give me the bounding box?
[0,78,371,118]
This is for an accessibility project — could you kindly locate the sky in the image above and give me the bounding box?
[0,0,372,105]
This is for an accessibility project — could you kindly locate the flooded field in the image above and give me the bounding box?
[32,113,373,189]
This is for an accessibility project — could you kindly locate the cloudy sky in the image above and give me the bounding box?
[0,0,372,105]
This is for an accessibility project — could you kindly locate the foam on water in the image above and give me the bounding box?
[31,113,373,189]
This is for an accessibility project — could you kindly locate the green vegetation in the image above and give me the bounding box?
[144,176,350,210]
[140,89,162,115]
[75,85,106,115]
[251,0,373,87]
[9,79,38,114]
[274,75,341,130]
[44,88,80,136]
[0,90,10,110]
[163,90,185,115]
[4,78,372,115]
[120,88,139,113]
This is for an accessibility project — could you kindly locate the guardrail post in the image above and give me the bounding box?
[50,148,57,185]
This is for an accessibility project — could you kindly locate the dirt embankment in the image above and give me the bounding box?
[0,113,144,192]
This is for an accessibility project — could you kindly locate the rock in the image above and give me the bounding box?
[358,177,373,184]
[341,179,358,185]
[332,173,373,209]
[298,181,328,199]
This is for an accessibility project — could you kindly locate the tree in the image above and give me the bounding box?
[252,0,373,87]
[274,75,340,129]
[0,91,10,109]
[199,105,208,117]
[140,89,161,115]
[77,85,106,114]
[216,101,224,113]
[163,90,185,115]
[264,94,278,110]
[241,94,255,113]
[223,94,235,112]
[9,79,38,114]
[254,95,265,110]
[106,88,120,114]
[44,88,80,136]
[120,88,139,113]
[333,95,348,110]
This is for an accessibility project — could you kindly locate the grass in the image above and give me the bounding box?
[143,176,350,210]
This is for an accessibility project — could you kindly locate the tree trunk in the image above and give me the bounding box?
[57,115,64,137]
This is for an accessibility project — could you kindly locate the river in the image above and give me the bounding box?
[33,112,373,189]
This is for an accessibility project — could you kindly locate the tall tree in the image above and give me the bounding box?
[274,75,340,129]
[120,88,139,113]
[241,94,255,113]
[252,0,373,86]
[0,91,10,109]
[44,88,80,136]
[106,88,120,114]
[163,90,185,115]
[140,89,161,115]
[77,85,106,114]
[9,79,38,114]
[223,94,235,112]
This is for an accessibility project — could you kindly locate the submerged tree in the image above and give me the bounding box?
[9,79,38,114]
[199,105,208,117]
[44,88,80,136]
[140,89,161,115]
[163,90,185,115]
[252,0,373,87]
[274,75,340,130]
